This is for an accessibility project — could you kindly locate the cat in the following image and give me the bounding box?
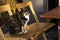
[0,6,30,35]
[19,8,30,34]
[9,6,30,35]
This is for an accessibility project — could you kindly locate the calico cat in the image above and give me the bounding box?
[10,6,30,35]
[19,8,30,34]
[0,6,30,35]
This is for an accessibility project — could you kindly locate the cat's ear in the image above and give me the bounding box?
[24,6,29,10]
[20,8,24,13]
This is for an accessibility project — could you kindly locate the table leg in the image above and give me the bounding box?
[58,19,60,29]
[42,33,47,40]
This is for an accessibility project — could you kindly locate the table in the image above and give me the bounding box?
[40,6,60,29]
[40,7,60,40]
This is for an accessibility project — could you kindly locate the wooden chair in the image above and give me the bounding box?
[16,1,55,40]
[0,1,55,40]
[0,4,29,40]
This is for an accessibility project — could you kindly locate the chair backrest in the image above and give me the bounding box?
[16,1,40,24]
[0,4,13,16]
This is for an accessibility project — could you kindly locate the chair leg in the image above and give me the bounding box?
[0,28,6,40]
[42,33,48,40]
[33,31,48,40]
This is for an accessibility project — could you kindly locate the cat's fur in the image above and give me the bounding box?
[10,7,30,34]
[19,8,30,34]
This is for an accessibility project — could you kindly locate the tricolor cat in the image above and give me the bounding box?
[10,6,30,35]
[18,8,30,34]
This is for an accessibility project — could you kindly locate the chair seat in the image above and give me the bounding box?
[28,22,55,31]
[5,22,55,40]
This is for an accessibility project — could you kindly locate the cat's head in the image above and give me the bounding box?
[15,6,30,23]
[20,7,30,21]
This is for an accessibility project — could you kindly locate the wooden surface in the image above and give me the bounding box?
[4,23,55,40]
[40,7,60,19]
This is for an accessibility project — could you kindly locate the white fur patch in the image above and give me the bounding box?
[22,12,30,33]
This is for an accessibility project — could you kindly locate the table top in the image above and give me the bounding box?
[40,7,60,19]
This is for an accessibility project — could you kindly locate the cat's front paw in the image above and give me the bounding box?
[24,29,28,33]
[22,28,28,33]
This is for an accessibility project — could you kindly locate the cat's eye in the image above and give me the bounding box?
[25,13,28,15]
[24,12,28,16]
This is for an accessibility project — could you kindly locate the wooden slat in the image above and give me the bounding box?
[0,4,13,16]
[0,5,10,12]
[31,23,55,32]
